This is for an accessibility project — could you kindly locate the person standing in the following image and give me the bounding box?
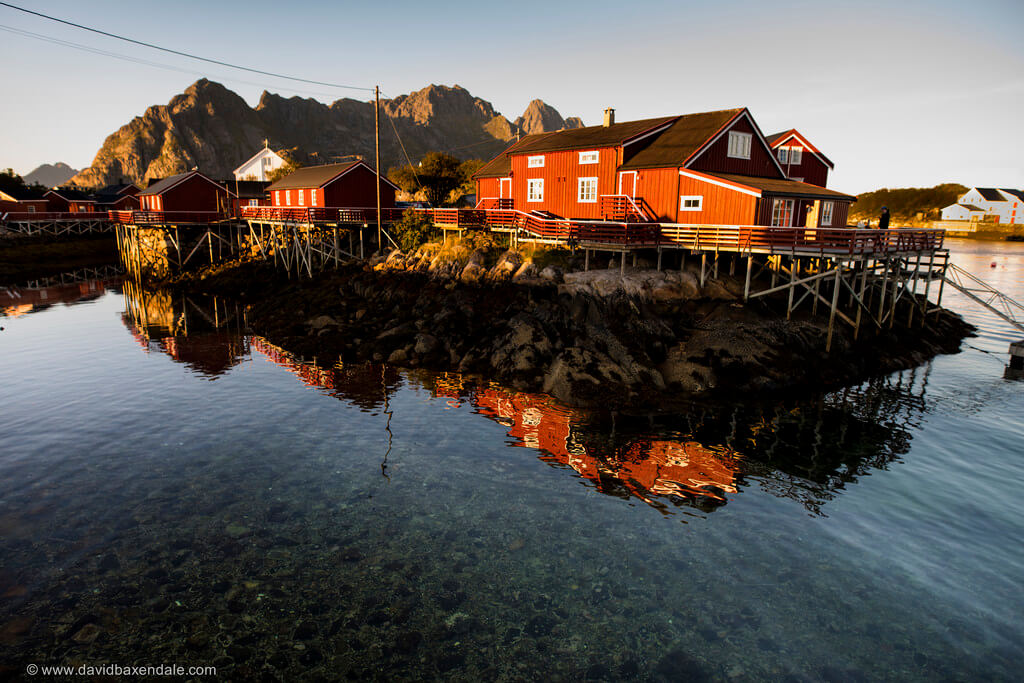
[879,206,890,230]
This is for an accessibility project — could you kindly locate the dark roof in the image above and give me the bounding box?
[266,162,360,191]
[708,173,856,201]
[97,183,138,196]
[506,116,680,155]
[619,109,744,170]
[766,131,789,145]
[47,186,95,201]
[1,186,47,200]
[999,188,1024,202]
[221,179,270,199]
[976,187,1006,201]
[473,134,554,179]
[960,204,983,211]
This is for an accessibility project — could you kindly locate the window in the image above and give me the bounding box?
[527,155,545,168]
[527,178,544,202]
[790,147,803,164]
[680,195,703,211]
[311,190,317,206]
[728,131,752,159]
[579,150,599,164]
[248,199,259,206]
[298,189,305,206]
[771,198,794,226]
[820,201,834,226]
[274,191,280,205]
[286,190,291,205]
[777,147,789,164]
[27,205,35,213]
[578,177,598,203]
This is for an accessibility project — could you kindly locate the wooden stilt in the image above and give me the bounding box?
[744,255,753,301]
[826,263,842,352]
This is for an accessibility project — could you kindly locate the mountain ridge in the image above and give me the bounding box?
[70,81,583,188]
[24,162,77,188]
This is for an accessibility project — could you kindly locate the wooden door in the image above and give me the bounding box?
[499,178,511,199]
[618,171,637,197]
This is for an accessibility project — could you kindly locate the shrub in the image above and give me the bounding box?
[391,209,438,251]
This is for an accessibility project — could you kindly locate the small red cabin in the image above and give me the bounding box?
[44,187,97,213]
[93,182,141,212]
[137,171,234,213]
[266,161,397,209]
[0,187,49,214]
[475,108,854,228]
[766,129,834,188]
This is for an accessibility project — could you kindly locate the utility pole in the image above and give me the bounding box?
[375,85,382,251]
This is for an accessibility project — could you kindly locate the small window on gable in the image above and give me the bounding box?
[528,178,544,202]
[777,147,789,164]
[728,131,752,159]
[578,177,598,203]
[528,155,545,168]
[790,147,803,164]
[820,201,834,226]
[680,195,703,211]
[579,150,599,164]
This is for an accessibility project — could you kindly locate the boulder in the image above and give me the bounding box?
[512,261,539,282]
[539,265,564,283]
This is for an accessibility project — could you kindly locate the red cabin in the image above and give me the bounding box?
[266,161,397,209]
[44,187,97,213]
[475,108,854,229]
[92,182,141,212]
[766,129,834,188]
[0,187,49,215]
[137,170,234,214]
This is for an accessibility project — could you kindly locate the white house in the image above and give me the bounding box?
[233,144,287,182]
[941,187,1024,224]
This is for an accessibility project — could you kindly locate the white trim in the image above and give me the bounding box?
[527,178,544,202]
[771,198,795,227]
[727,131,752,159]
[771,132,834,169]
[578,177,598,203]
[678,170,762,197]
[685,110,789,178]
[617,170,637,197]
[777,147,788,164]
[499,177,511,199]
[578,150,599,164]
[527,155,545,168]
[679,195,703,211]
[789,147,803,165]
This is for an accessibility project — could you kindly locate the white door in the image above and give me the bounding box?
[617,171,637,197]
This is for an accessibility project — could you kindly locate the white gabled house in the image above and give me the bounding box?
[233,144,287,182]
[941,187,1024,225]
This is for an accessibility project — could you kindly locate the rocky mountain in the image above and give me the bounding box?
[24,162,77,188]
[70,80,582,188]
[514,99,584,135]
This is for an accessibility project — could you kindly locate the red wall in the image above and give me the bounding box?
[631,167,679,222]
[510,147,617,219]
[675,173,759,224]
[476,177,501,201]
[44,192,70,212]
[0,200,49,213]
[775,141,830,187]
[271,167,396,208]
[158,176,230,212]
[687,116,784,179]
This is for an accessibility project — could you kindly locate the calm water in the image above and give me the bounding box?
[1,240,1022,681]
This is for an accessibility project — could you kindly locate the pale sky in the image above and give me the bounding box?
[1,0,1021,194]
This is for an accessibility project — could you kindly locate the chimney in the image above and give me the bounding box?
[603,108,615,127]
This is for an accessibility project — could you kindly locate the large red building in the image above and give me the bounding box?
[137,171,234,213]
[475,108,854,229]
[266,161,397,209]
[766,129,834,188]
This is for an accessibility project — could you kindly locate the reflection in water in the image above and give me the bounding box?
[1,267,121,319]
[124,293,933,517]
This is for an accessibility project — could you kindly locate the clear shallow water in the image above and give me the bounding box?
[1,241,1022,681]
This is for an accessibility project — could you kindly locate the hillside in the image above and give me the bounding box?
[23,162,77,188]
[70,81,582,188]
[850,184,967,221]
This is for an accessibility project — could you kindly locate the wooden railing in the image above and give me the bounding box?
[2,211,110,222]
[600,195,650,222]
[475,197,514,210]
[239,206,407,223]
[659,224,945,255]
[108,210,229,225]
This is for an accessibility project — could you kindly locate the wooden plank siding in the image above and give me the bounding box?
[776,146,830,187]
[270,166,395,209]
[511,147,617,219]
[676,172,759,225]
[631,167,679,222]
[156,176,230,212]
[688,116,784,179]
[476,178,501,202]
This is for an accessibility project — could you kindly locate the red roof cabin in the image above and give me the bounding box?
[766,129,834,188]
[0,186,49,215]
[137,170,234,214]
[44,187,97,213]
[266,161,397,209]
[475,108,854,229]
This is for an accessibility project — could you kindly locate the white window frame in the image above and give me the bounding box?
[820,200,834,226]
[286,190,292,205]
[790,147,803,164]
[777,147,789,164]
[527,155,545,168]
[527,178,544,202]
[728,131,752,159]
[578,150,599,165]
[578,177,598,203]
[311,189,318,206]
[248,199,259,206]
[298,188,305,206]
[679,195,703,211]
[274,190,280,205]
[771,198,794,227]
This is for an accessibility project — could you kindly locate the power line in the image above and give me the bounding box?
[0,1,374,92]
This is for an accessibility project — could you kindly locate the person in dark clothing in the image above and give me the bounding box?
[879,206,890,230]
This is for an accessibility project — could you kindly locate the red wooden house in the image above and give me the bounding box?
[266,161,397,208]
[44,187,97,213]
[0,186,49,214]
[92,182,140,211]
[475,108,854,229]
[137,170,234,213]
[765,129,833,187]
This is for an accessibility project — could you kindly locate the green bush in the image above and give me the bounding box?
[391,209,438,251]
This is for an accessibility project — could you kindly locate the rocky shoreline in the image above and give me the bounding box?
[158,237,974,409]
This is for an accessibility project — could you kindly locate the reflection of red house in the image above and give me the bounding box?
[2,279,116,318]
[266,161,398,209]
